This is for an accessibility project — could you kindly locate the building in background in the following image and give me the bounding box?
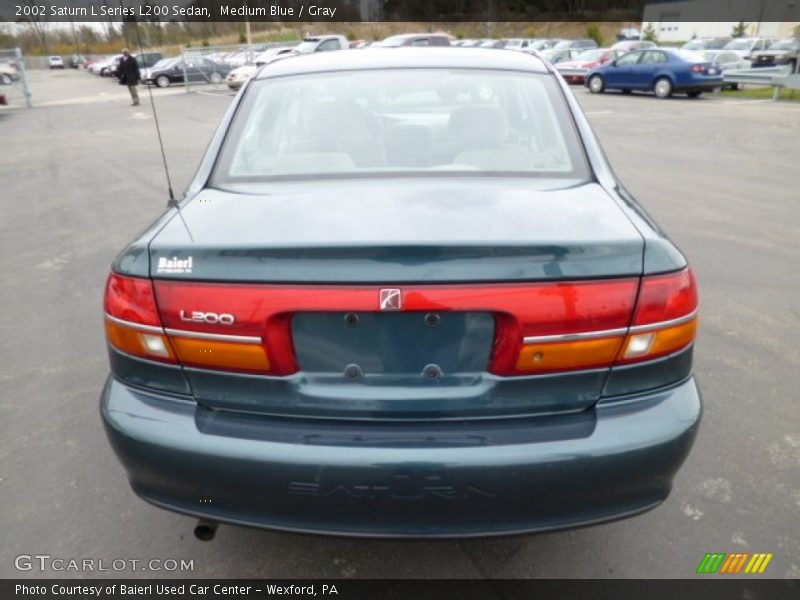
[643,0,800,42]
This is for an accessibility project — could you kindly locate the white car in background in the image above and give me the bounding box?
[723,37,775,60]
[0,61,19,82]
[224,45,275,68]
[89,55,121,76]
[254,46,296,65]
[87,58,107,74]
[49,56,64,69]
[293,35,349,53]
[225,65,258,90]
[503,38,537,51]
[701,49,750,89]
[226,47,296,90]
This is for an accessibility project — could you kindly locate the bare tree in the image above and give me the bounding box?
[17,0,49,53]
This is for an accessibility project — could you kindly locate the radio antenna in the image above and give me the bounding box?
[132,19,194,242]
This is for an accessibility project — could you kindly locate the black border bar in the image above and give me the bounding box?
[4,579,800,600]
[3,1,800,23]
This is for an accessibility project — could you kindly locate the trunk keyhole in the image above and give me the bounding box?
[344,364,363,380]
[344,313,359,329]
[425,313,441,327]
[423,364,442,380]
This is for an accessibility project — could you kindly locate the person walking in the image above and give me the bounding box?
[117,49,140,106]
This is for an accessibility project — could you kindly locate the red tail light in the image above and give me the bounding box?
[616,268,698,364]
[691,64,707,73]
[105,270,696,377]
[153,279,640,377]
[632,268,697,325]
[103,274,176,363]
[104,273,161,326]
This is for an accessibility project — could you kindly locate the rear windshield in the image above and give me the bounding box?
[725,39,753,50]
[675,50,707,63]
[295,39,321,53]
[212,68,590,183]
[152,59,176,70]
[682,40,705,50]
[575,49,605,61]
[376,35,410,47]
[772,39,800,50]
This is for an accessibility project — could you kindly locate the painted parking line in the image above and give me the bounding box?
[194,89,236,97]
[37,87,186,107]
[719,99,779,106]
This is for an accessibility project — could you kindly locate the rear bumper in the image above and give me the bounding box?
[557,69,588,84]
[100,376,701,538]
[677,76,723,92]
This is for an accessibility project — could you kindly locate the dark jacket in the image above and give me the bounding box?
[117,55,140,86]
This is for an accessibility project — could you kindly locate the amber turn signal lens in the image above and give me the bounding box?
[104,319,175,362]
[168,336,271,372]
[515,336,624,373]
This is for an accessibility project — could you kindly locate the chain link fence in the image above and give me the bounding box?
[179,42,298,92]
[0,48,32,108]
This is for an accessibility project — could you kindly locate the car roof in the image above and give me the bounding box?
[255,47,549,79]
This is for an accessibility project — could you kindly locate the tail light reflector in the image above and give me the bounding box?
[515,336,624,373]
[169,336,270,372]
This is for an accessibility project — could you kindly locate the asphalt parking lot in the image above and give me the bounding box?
[1,68,799,579]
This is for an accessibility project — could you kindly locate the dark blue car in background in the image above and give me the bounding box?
[586,48,723,98]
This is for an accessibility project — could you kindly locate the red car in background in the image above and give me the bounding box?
[0,69,10,105]
[556,48,622,84]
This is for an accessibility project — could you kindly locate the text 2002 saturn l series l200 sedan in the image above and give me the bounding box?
[100,48,701,539]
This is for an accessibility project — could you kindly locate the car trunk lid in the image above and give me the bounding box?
[148,179,644,419]
[150,179,642,282]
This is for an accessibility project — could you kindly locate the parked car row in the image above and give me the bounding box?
[749,37,800,70]
[85,51,235,89]
[78,32,800,100]
[681,36,800,71]
[223,35,350,89]
[44,54,86,69]
[552,36,800,98]
[221,35,606,90]
[554,44,727,98]
[212,33,749,99]
[142,57,232,88]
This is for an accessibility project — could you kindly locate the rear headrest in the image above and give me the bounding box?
[303,100,382,137]
[447,106,509,148]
